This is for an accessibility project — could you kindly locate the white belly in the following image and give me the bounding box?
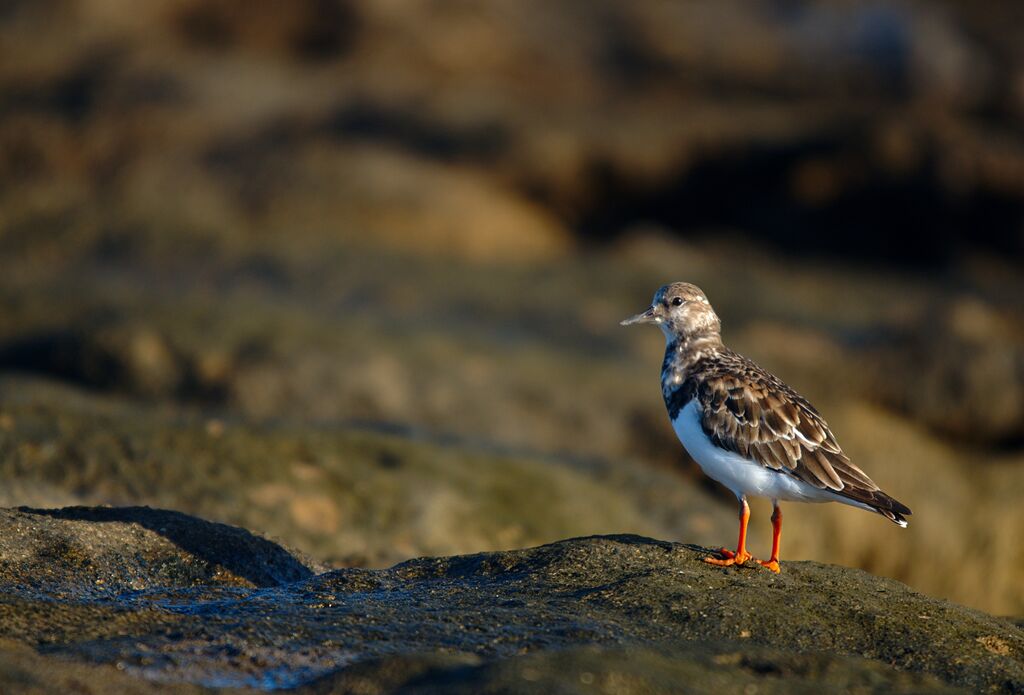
[672,399,842,504]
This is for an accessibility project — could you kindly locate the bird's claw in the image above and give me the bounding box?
[703,549,754,566]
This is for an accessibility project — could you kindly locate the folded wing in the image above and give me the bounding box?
[695,354,911,525]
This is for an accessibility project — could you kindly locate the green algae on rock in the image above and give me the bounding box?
[0,508,1019,693]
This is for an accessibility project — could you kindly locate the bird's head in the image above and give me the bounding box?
[620,282,721,340]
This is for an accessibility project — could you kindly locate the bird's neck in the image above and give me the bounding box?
[661,331,722,393]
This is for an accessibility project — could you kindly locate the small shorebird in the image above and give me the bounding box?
[622,282,910,572]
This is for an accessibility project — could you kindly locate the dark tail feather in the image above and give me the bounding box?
[841,487,911,528]
[876,506,910,528]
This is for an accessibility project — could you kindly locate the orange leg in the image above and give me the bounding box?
[758,504,782,573]
[704,497,754,567]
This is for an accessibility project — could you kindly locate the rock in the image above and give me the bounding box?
[0,376,735,569]
[315,647,956,694]
[1,0,1024,655]
[0,507,315,594]
[0,509,1019,692]
[239,144,575,263]
[0,639,207,695]
[0,327,227,403]
[874,297,1024,445]
[3,243,1024,618]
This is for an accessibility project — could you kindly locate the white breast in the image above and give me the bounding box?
[671,399,845,505]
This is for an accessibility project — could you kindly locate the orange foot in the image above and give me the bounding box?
[703,548,754,567]
[758,559,781,573]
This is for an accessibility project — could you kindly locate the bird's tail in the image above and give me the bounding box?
[876,506,910,528]
[871,491,911,528]
[838,487,912,528]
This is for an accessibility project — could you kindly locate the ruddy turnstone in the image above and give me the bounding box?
[622,282,910,572]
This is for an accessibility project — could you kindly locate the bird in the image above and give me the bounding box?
[621,282,910,572]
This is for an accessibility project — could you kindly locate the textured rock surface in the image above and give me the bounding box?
[2,0,1024,621]
[0,507,1020,693]
[0,377,734,570]
[0,506,316,593]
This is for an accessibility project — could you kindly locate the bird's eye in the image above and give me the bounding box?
[671,297,684,307]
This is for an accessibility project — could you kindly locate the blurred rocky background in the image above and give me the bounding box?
[0,0,1022,615]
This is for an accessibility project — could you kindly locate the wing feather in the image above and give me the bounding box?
[693,351,890,500]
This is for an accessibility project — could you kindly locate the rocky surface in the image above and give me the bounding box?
[0,506,316,594]
[1,4,1023,691]
[0,376,734,569]
[0,507,1020,693]
[1,0,1023,620]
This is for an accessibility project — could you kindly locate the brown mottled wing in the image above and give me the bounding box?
[694,351,911,524]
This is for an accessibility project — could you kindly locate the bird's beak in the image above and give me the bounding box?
[620,305,660,326]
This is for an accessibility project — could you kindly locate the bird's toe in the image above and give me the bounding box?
[703,550,754,567]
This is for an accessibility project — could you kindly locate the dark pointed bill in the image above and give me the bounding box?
[620,306,659,326]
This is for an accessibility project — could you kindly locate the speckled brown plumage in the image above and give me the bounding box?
[666,345,910,525]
